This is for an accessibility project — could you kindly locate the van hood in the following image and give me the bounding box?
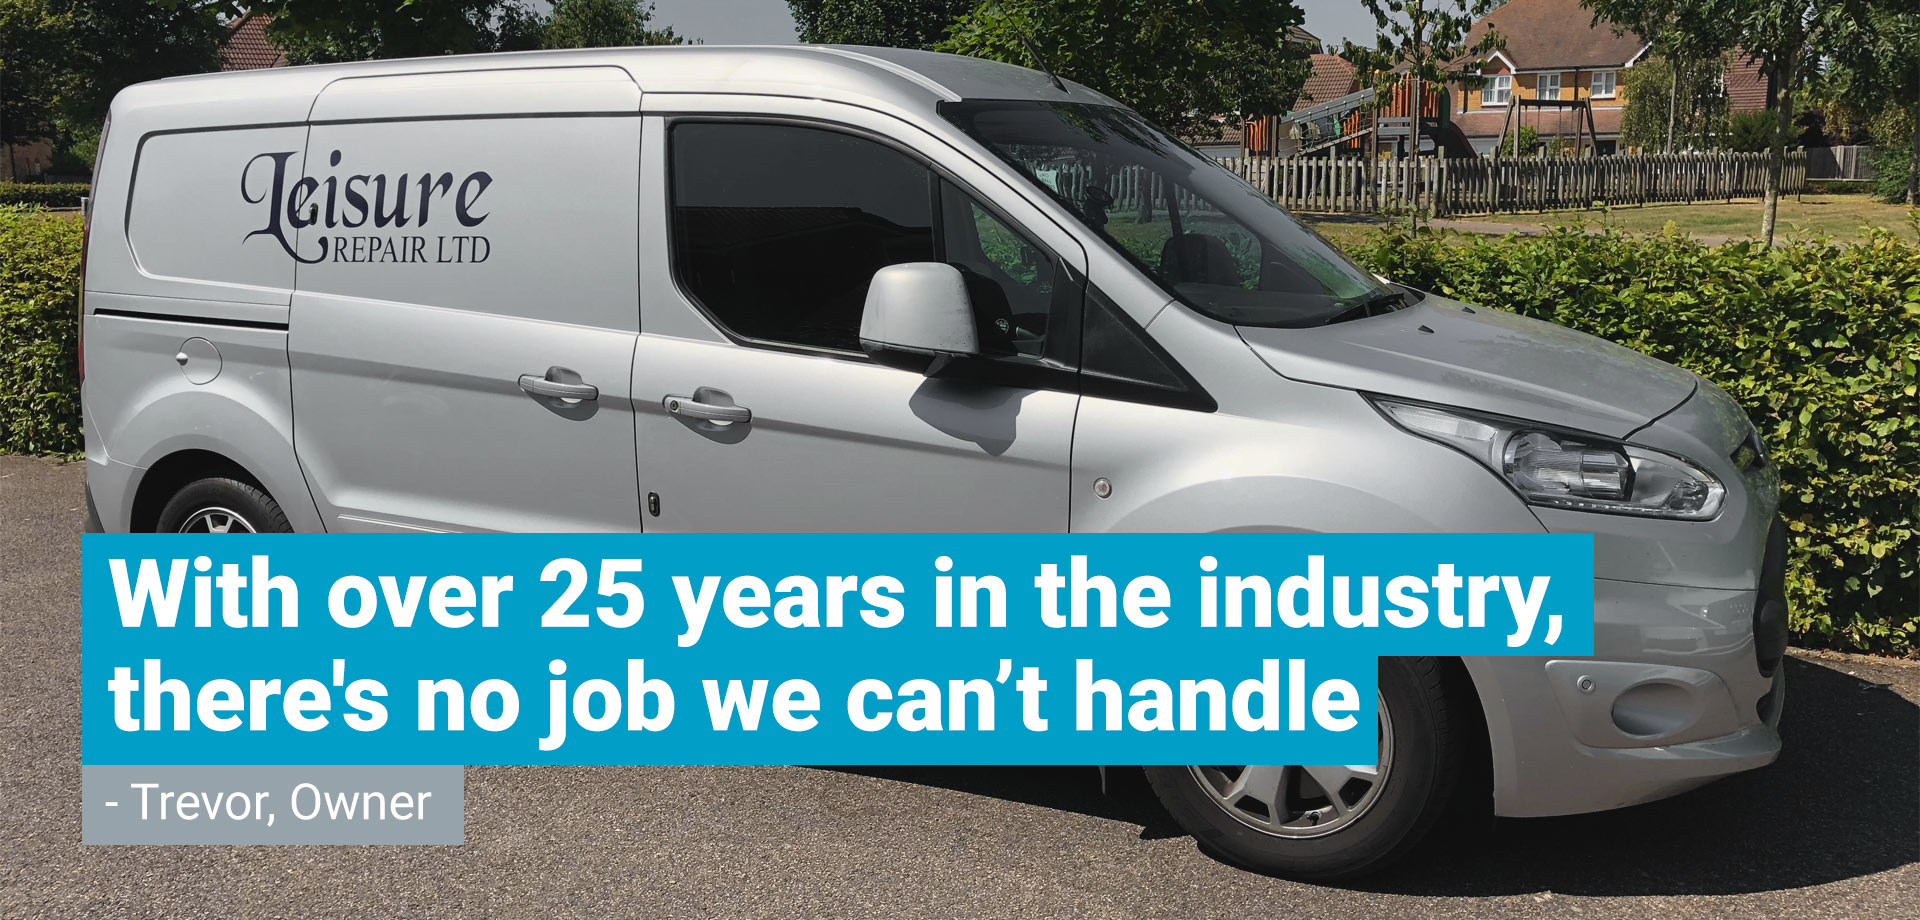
[1237,296,1698,438]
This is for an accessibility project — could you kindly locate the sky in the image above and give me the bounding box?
[635,0,1384,52]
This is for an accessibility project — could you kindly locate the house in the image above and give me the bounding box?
[1452,0,1770,155]
[219,12,287,71]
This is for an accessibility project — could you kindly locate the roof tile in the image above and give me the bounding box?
[220,13,286,72]
[1465,0,1646,71]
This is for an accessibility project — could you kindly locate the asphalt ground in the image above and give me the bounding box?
[3,454,1915,919]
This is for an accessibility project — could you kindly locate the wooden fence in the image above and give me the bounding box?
[1213,150,1809,217]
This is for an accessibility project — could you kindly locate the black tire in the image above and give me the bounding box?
[154,477,293,533]
[1145,656,1466,881]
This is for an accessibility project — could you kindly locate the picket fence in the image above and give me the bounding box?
[1211,150,1810,217]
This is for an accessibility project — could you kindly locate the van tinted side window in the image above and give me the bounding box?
[670,123,935,353]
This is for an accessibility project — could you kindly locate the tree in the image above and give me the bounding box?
[0,0,72,150]
[1582,0,1864,245]
[1341,0,1501,224]
[1344,0,1503,162]
[1828,2,1918,205]
[480,0,545,52]
[61,0,225,127]
[939,0,1312,140]
[788,0,972,49]
[252,0,538,64]
[2,0,225,168]
[545,0,684,49]
[1618,53,1730,151]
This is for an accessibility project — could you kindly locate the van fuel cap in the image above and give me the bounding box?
[175,337,221,385]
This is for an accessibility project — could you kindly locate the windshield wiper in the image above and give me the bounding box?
[1318,289,1405,326]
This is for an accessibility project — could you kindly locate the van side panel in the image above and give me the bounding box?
[120,127,310,307]
[80,305,323,532]
[86,90,319,526]
[286,69,645,532]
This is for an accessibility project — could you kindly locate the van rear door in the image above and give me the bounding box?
[287,67,645,531]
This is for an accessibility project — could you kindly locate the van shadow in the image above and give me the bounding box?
[821,657,1919,896]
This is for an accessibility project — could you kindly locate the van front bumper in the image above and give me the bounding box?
[1465,575,1785,818]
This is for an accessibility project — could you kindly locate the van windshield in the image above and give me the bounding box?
[940,100,1395,328]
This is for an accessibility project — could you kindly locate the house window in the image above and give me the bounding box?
[1537,73,1562,100]
[1481,74,1511,106]
[1592,70,1617,98]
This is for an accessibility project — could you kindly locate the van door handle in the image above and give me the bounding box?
[664,389,751,423]
[519,366,598,403]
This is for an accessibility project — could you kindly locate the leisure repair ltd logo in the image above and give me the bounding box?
[243,149,493,265]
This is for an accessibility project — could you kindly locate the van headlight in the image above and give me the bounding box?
[1372,398,1725,520]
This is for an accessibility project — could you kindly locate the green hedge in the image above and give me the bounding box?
[1350,225,1920,656]
[0,183,90,209]
[0,208,83,456]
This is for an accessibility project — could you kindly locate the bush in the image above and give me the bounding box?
[1350,225,1920,655]
[0,208,84,457]
[1867,146,1914,205]
[1727,110,1776,153]
[0,183,90,208]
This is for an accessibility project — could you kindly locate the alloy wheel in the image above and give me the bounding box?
[176,506,257,533]
[1188,692,1394,838]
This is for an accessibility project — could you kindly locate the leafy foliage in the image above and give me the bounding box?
[1,1,222,150]
[59,0,225,125]
[252,0,538,63]
[1341,0,1504,158]
[1349,225,1920,655]
[1619,53,1732,152]
[1827,3,1917,205]
[544,0,684,49]
[1,0,76,147]
[1582,0,1868,243]
[1727,109,1777,152]
[0,181,86,207]
[788,0,971,49]
[0,206,82,456]
[1868,144,1916,205]
[939,0,1313,138]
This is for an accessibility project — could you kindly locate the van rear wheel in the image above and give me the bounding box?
[155,477,292,533]
[1145,656,1465,881]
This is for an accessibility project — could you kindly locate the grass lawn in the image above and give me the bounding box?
[1296,217,1383,252]
[1474,194,1919,244]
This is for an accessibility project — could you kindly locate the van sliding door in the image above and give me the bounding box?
[287,67,644,532]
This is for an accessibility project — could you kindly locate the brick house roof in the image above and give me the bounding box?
[1295,53,1358,108]
[1464,0,1647,70]
[220,13,286,71]
[1725,53,1770,113]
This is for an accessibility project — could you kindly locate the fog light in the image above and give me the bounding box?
[1610,681,1696,737]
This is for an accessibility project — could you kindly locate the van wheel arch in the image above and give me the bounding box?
[130,450,274,533]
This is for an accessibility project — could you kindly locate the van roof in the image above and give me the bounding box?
[118,45,1120,128]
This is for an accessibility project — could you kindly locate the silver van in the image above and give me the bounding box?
[80,46,1786,878]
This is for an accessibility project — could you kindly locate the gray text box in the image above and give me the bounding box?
[84,765,463,844]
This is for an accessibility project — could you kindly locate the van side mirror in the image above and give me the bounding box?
[859,262,980,375]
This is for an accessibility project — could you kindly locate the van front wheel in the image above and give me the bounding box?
[155,477,292,533]
[1144,656,1464,881]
